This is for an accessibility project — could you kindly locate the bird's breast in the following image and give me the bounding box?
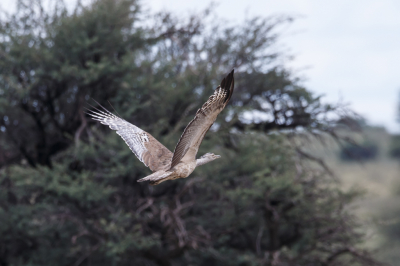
[174,161,197,178]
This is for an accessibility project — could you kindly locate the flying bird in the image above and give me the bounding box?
[87,70,234,185]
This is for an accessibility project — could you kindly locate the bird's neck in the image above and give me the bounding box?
[196,157,214,167]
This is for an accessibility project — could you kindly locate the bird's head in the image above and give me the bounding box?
[196,153,221,167]
[200,153,221,161]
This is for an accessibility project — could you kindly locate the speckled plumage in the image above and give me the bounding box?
[88,70,234,185]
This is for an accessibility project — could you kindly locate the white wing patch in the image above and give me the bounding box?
[87,107,150,166]
[140,133,149,143]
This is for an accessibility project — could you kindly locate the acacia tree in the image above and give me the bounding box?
[0,0,382,265]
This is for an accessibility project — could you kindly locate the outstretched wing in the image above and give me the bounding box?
[170,70,235,169]
[87,105,173,172]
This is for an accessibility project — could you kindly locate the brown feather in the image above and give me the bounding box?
[143,134,173,171]
[170,70,234,169]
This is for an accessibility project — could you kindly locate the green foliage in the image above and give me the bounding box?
[0,0,381,265]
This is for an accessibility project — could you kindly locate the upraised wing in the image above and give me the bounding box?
[170,70,234,169]
[87,105,173,172]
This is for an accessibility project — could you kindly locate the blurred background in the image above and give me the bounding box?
[149,0,400,134]
[0,0,399,265]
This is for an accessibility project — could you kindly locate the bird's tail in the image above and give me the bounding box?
[137,171,174,185]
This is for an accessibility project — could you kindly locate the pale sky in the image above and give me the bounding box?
[2,0,400,133]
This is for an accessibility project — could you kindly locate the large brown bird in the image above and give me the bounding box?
[88,70,234,185]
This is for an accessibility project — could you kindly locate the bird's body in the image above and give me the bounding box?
[88,70,234,185]
[140,160,197,185]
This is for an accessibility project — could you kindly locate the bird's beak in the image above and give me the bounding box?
[215,155,221,159]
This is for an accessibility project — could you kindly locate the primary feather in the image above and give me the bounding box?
[87,106,173,172]
[170,69,234,168]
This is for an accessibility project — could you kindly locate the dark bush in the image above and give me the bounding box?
[389,135,400,158]
[340,141,379,161]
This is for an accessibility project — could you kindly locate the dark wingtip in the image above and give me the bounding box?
[221,69,234,103]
